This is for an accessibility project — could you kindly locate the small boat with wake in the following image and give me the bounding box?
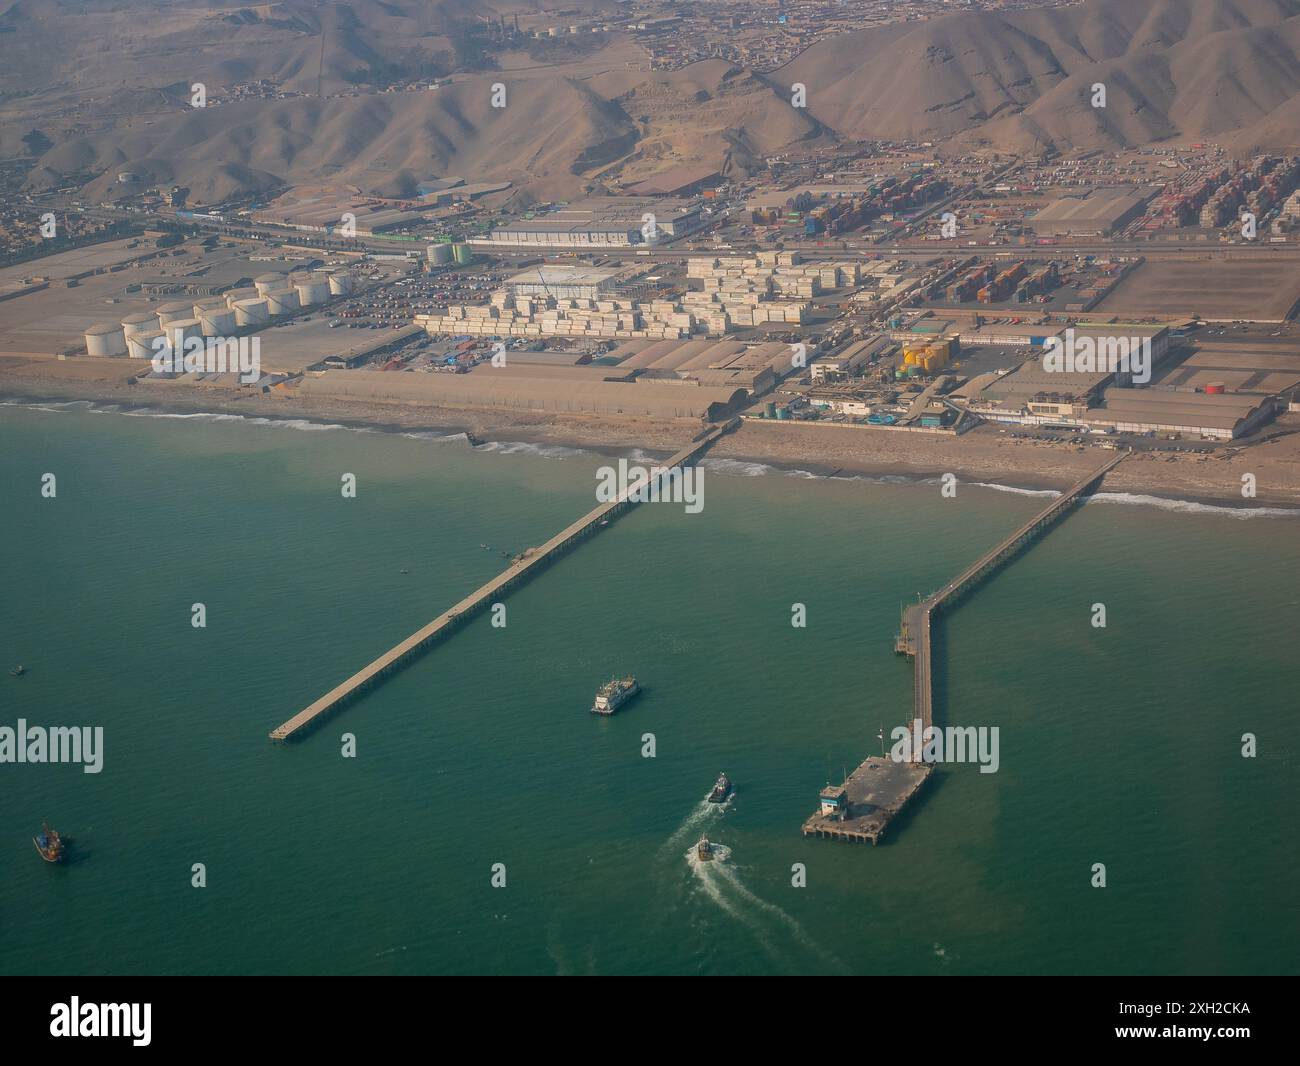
[10,664,25,677]
[696,836,715,862]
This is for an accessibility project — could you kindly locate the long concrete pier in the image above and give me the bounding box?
[894,451,1126,737]
[804,450,1125,843]
[270,418,740,740]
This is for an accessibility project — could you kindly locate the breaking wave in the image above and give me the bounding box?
[700,455,932,486]
[122,411,359,432]
[969,481,1062,499]
[474,439,588,460]
[0,398,97,414]
[400,430,472,443]
[1087,492,1299,519]
[699,456,773,478]
[0,397,365,434]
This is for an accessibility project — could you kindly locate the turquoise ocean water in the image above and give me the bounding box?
[1,401,1296,975]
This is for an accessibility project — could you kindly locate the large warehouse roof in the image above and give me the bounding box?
[466,364,637,383]
[619,340,709,371]
[1097,387,1266,432]
[1029,188,1152,234]
[505,265,623,290]
[983,365,1112,400]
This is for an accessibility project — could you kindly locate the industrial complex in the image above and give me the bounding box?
[4,204,1298,448]
[6,97,1300,463]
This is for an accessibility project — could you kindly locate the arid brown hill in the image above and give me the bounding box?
[7,0,1300,203]
[770,0,1300,154]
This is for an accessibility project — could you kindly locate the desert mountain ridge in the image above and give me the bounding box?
[5,0,1300,204]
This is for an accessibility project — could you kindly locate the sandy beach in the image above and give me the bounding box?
[3,354,1299,509]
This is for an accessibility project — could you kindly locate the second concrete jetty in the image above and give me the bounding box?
[808,452,1126,843]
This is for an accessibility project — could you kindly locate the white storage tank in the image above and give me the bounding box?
[254,272,285,296]
[198,308,237,336]
[85,322,128,357]
[295,273,331,307]
[120,312,158,341]
[156,300,194,327]
[264,288,301,316]
[224,286,259,308]
[233,298,270,327]
[327,272,355,296]
[192,297,227,319]
[166,319,204,353]
[128,328,167,361]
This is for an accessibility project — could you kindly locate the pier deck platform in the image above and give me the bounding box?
[801,757,933,845]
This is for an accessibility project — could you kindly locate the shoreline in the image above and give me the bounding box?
[3,372,1299,514]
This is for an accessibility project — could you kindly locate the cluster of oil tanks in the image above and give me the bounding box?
[85,269,359,357]
[426,241,473,267]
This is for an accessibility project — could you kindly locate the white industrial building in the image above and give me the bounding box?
[506,265,624,302]
[473,199,703,249]
[1085,389,1274,440]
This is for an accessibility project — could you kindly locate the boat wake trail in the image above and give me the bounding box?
[683,845,846,973]
[659,798,726,858]
[682,844,785,960]
[659,796,845,972]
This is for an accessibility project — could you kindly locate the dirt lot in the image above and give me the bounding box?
[1096,255,1300,321]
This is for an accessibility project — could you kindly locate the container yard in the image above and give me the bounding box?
[918,255,1135,314]
[417,253,854,341]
